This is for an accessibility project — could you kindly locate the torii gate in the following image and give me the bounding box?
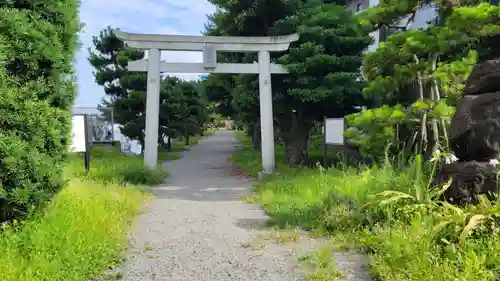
[114,30,299,174]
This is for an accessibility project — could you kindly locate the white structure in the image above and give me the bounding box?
[111,124,143,155]
[114,30,299,173]
[351,0,500,51]
[348,0,382,52]
[349,0,437,52]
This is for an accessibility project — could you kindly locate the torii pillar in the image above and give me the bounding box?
[114,30,299,174]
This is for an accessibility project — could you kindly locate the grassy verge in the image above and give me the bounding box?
[0,144,178,281]
[232,133,500,281]
[0,181,148,281]
[66,145,168,185]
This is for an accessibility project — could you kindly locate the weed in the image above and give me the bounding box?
[300,246,344,281]
[143,243,154,252]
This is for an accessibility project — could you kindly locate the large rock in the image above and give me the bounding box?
[435,161,499,205]
[464,60,500,95]
[449,92,500,161]
[435,60,500,204]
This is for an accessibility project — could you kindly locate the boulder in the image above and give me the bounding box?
[464,60,500,95]
[449,92,500,161]
[435,161,500,205]
[450,118,500,162]
[434,60,500,204]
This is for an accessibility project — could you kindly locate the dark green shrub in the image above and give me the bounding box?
[0,1,80,221]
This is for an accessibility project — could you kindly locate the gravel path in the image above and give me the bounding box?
[119,130,371,281]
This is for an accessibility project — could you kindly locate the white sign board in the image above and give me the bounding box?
[70,115,87,152]
[324,118,344,145]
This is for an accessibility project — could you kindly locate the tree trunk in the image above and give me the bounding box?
[283,133,309,167]
[252,118,261,151]
[139,135,145,155]
[414,54,428,155]
[281,112,311,167]
[427,85,440,158]
[426,53,440,158]
[159,135,168,149]
[184,125,189,146]
[167,136,172,152]
[430,54,450,149]
[140,143,145,155]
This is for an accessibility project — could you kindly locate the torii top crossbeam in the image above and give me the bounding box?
[114,30,299,52]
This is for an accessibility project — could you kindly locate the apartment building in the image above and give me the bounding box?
[349,0,500,52]
[347,0,438,52]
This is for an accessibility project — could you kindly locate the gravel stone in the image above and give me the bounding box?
[119,130,371,281]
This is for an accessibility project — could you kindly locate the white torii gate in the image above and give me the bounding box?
[114,30,299,174]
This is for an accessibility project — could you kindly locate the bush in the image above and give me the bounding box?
[0,180,149,281]
[0,2,80,222]
[0,71,72,222]
[65,146,168,185]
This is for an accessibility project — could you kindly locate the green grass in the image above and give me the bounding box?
[232,134,500,281]
[299,245,344,281]
[66,145,168,185]
[0,131,210,281]
[0,180,149,281]
[0,137,202,280]
[66,134,207,184]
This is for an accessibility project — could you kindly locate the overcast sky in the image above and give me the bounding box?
[75,0,215,108]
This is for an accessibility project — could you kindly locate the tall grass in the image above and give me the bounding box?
[232,134,500,281]
[0,181,149,281]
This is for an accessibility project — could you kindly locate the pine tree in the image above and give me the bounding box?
[205,0,372,165]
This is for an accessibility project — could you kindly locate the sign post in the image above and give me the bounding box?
[323,118,345,167]
[71,114,91,171]
[84,114,90,171]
